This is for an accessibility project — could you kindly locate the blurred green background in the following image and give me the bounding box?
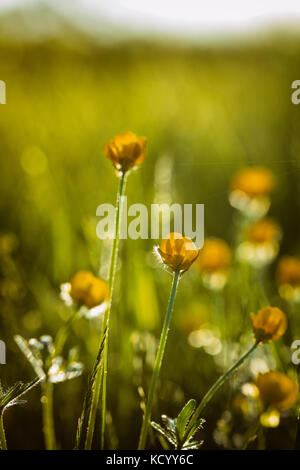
[1,4,300,450]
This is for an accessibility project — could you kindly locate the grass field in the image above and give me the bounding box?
[1,23,300,449]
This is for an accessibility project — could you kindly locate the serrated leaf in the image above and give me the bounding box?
[176,399,196,441]
[184,417,205,442]
[151,421,176,446]
[182,439,203,450]
[0,377,42,413]
[14,335,45,379]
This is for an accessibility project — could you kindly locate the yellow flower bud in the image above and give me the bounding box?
[157,232,199,275]
[196,238,231,273]
[276,256,300,302]
[237,219,281,268]
[250,306,287,343]
[256,371,298,411]
[103,131,147,173]
[70,271,95,304]
[69,270,109,309]
[229,167,275,219]
[276,256,300,288]
[84,277,110,309]
[245,218,280,245]
[230,167,274,198]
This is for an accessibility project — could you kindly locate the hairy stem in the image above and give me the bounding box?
[55,310,78,356]
[41,380,56,450]
[183,341,259,443]
[138,270,180,450]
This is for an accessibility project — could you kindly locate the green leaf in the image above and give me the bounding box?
[182,439,203,450]
[75,328,107,450]
[0,377,42,413]
[184,417,205,442]
[151,421,176,446]
[14,335,45,379]
[175,399,196,441]
[157,434,170,450]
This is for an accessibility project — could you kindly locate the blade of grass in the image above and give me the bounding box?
[75,328,107,450]
[85,171,127,449]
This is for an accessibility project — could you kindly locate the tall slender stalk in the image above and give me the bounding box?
[295,409,300,450]
[54,310,78,357]
[241,415,261,449]
[85,171,127,450]
[0,414,7,450]
[41,380,56,450]
[182,340,259,443]
[138,270,180,450]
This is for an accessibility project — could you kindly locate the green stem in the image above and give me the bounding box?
[85,171,127,450]
[41,380,56,450]
[0,413,7,450]
[183,341,259,443]
[138,271,180,450]
[55,309,78,356]
[241,415,261,449]
[295,407,300,450]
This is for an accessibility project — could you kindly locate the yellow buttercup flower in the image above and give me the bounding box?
[276,256,300,302]
[196,238,231,273]
[69,270,109,309]
[230,167,274,198]
[237,218,280,268]
[245,218,280,245]
[103,131,147,173]
[256,371,298,411]
[70,271,95,304]
[276,256,300,286]
[195,238,231,290]
[83,277,110,309]
[250,306,287,343]
[229,167,275,219]
[157,232,199,275]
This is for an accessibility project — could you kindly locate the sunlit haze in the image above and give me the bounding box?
[1,0,300,37]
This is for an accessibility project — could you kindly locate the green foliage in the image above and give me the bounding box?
[0,377,41,415]
[1,20,300,449]
[75,328,107,450]
[151,399,205,449]
[14,335,83,383]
